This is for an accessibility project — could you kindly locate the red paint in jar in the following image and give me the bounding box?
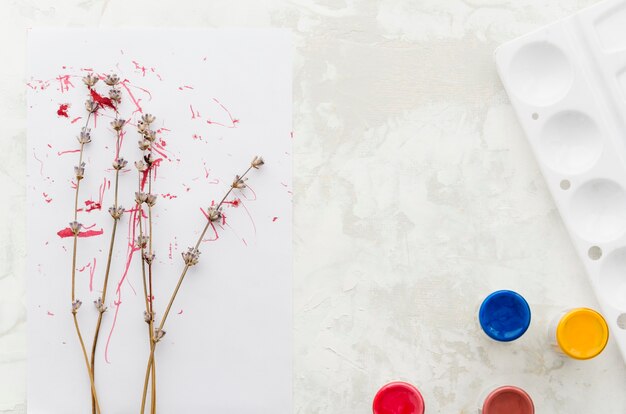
[373,382,425,414]
[482,386,534,414]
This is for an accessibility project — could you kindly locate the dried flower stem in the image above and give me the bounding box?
[136,114,159,414]
[70,105,102,414]
[138,170,157,414]
[90,107,124,414]
[139,163,256,413]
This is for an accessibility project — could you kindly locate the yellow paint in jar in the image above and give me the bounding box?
[554,308,609,360]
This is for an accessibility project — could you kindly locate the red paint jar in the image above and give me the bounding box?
[373,381,425,414]
[481,386,534,414]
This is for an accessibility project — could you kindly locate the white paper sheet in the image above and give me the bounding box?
[26,29,292,414]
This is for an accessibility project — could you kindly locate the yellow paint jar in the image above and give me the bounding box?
[550,308,609,360]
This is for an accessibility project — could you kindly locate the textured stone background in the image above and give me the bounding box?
[2,0,626,413]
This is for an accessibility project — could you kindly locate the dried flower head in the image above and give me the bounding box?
[154,328,166,343]
[112,157,128,170]
[85,99,98,113]
[74,162,86,180]
[104,73,120,86]
[143,130,157,142]
[71,299,82,314]
[136,235,149,249]
[137,121,147,133]
[77,128,92,144]
[82,73,99,87]
[135,160,148,172]
[108,205,125,220]
[145,193,157,207]
[251,155,264,169]
[207,206,222,222]
[111,118,126,131]
[231,175,247,189]
[135,191,148,204]
[94,297,107,313]
[182,247,201,266]
[69,221,82,235]
[143,252,155,265]
[108,88,122,103]
[141,113,156,125]
[143,310,154,324]
[138,139,151,151]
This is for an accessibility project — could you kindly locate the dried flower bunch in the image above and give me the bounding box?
[65,71,265,414]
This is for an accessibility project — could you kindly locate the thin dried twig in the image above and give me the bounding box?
[89,74,126,414]
[70,72,102,414]
[138,157,263,413]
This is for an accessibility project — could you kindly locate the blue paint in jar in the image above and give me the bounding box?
[479,290,531,342]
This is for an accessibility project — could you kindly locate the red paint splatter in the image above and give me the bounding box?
[71,116,82,124]
[160,193,177,199]
[178,85,194,90]
[78,178,108,213]
[272,217,278,222]
[57,103,69,118]
[85,200,101,212]
[57,228,104,238]
[90,88,116,110]
[42,192,52,203]
[223,198,240,207]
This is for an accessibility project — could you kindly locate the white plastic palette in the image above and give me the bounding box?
[495,0,626,362]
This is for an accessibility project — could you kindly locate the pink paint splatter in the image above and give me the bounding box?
[32,151,44,176]
[272,216,278,222]
[47,311,55,316]
[190,105,200,119]
[57,228,104,238]
[42,192,52,203]
[56,74,75,93]
[210,98,239,128]
[119,80,144,114]
[78,258,97,292]
[57,149,81,156]
[71,116,82,124]
[26,79,51,90]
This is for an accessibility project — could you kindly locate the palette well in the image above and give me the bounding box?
[495,0,626,363]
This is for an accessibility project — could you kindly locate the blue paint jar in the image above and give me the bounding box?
[479,290,531,342]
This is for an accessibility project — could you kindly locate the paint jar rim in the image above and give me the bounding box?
[479,290,531,342]
[556,307,609,360]
[482,385,534,414]
[372,381,425,414]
